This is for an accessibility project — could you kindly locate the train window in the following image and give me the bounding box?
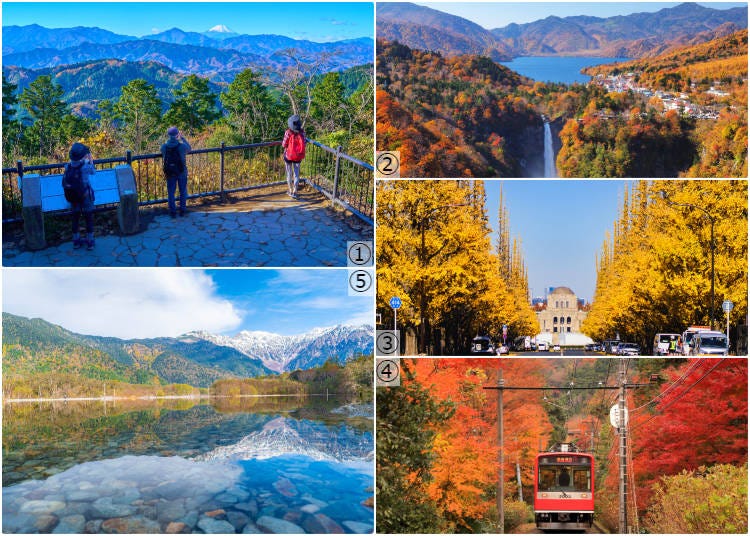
[538,466,591,492]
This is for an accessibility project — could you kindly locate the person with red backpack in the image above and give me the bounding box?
[62,142,96,250]
[160,126,191,218]
[282,114,306,199]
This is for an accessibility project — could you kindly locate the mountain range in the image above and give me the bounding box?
[2,313,374,388]
[378,2,747,59]
[2,24,374,81]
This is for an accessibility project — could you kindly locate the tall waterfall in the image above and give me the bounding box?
[544,120,556,178]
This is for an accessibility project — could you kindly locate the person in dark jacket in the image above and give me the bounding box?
[160,126,191,217]
[281,115,306,199]
[66,142,96,250]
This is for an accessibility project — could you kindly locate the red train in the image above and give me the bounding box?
[534,448,594,531]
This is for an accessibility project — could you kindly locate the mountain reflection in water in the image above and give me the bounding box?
[2,398,374,533]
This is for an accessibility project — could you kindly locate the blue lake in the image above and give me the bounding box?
[2,398,374,534]
[500,56,630,85]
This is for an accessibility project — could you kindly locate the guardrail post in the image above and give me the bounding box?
[220,141,226,203]
[16,160,23,190]
[126,150,132,166]
[332,145,343,207]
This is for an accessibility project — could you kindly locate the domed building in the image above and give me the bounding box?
[535,287,589,345]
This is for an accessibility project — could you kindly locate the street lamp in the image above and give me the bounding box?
[660,190,717,329]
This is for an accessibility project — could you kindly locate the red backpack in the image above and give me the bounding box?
[286,131,306,162]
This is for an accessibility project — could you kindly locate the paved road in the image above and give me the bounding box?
[2,185,372,267]
[509,350,600,357]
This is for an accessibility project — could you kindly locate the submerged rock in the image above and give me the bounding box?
[197,516,236,534]
[256,515,305,534]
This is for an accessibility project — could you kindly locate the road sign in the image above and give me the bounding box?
[722,300,734,313]
[609,404,629,428]
[389,296,402,309]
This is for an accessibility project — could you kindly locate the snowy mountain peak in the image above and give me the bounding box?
[207,24,234,33]
[188,325,373,373]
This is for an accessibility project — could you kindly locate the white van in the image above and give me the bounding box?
[690,331,729,356]
[681,326,711,355]
[652,333,680,356]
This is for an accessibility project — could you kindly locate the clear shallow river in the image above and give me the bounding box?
[500,56,630,84]
[2,398,374,533]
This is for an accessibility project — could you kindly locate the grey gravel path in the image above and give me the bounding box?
[2,187,372,267]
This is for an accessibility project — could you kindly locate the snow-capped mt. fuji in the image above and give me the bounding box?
[203,24,238,39]
[185,325,374,373]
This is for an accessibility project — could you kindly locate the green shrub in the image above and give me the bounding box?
[504,499,533,533]
[645,463,748,534]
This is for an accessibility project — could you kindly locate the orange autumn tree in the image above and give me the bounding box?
[410,359,553,531]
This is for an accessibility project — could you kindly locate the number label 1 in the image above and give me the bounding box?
[347,241,373,267]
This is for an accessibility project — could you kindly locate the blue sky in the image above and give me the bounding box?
[416,2,746,29]
[484,180,631,304]
[2,2,374,41]
[2,269,373,338]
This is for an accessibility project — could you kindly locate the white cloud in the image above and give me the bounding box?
[3,269,241,339]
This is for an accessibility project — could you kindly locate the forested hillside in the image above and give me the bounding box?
[376,41,542,177]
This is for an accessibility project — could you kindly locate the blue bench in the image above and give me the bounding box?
[21,164,140,250]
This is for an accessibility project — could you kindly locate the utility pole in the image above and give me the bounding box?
[483,371,653,534]
[497,367,504,534]
[618,359,628,534]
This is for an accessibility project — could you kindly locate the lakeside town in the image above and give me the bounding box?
[589,71,742,120]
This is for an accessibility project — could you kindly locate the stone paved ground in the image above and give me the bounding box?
[2,185,372,267]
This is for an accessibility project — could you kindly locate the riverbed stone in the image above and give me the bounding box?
[273,477,297,497]
[227,510,249,530]
[197,516,236,534]
[34,514,59,532]
[53,514,86,533]
[343,520,373,533]
[300,504,320,514]
[67,489,103,502]
[2,513,35,532]
[101,516,162,533]
[157,500,186,523]
[19,499,66,515]
[85,519,103,533]
[153,481,188,501]
[165,521,189,534]
[257,515,305,534]
[241,521,260,533]
[89,496,136,518]
[302,513,344,534]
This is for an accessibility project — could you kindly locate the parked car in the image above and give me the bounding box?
[604,340,621,355]
[552,344,561,352]
[537,342,549,352]
[617,343,640,356]
[497,344,510,355]
[690,331,729,355]
[470,336,495,355]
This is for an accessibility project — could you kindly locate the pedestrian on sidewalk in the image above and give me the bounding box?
[161,126,191,217]
[282,114,306,199]
[62,142,96,250]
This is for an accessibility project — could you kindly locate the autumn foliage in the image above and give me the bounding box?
[376,180,538,355]
[583,180,747,351]
[377,358,552,532]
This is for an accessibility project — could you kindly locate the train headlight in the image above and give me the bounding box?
[541,493,548,498]
[581,493,588,498]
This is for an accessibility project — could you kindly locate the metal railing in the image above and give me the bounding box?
[2,139,373,225]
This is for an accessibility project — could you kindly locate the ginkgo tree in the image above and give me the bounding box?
[583,180,747,350]
[377,180,539,355]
